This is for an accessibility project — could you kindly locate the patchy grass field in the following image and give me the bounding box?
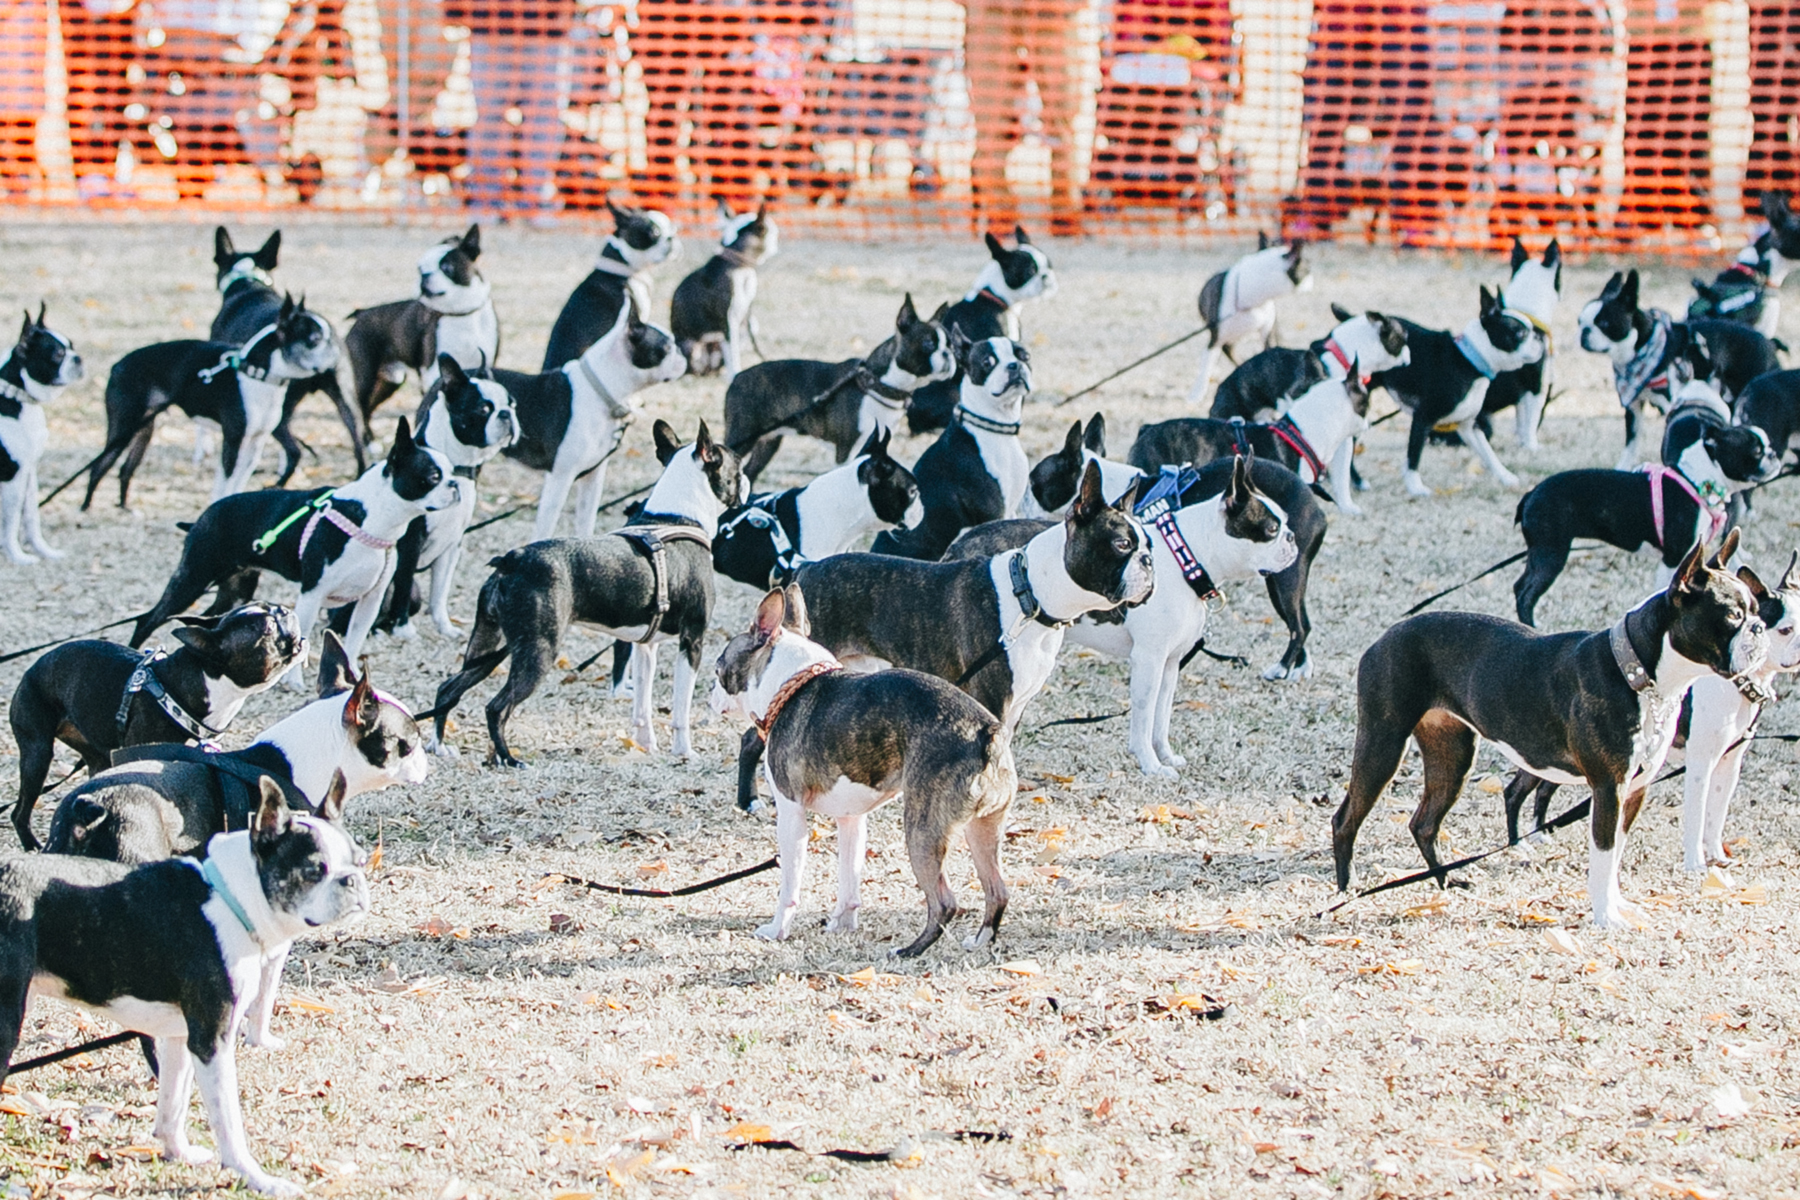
[3,220,1800,1200]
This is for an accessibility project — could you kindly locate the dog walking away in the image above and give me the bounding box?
[1208,303,1408,423]
[0,305,83,564]
[670,202,778,381]
[711,585,1017,958]
[1187,235,1311,406]
[0,781,368,1196]
[9,603,305,850]
[1333,533,1767,929]
[543,202,679,368]
[724,293,954,482]
[429,421,744,766]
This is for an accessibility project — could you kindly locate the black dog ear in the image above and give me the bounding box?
[857,428,890,458]
[170,622,222,661]
[948,323,973,363]
[1330,301,1353,322]
[1069,459,1106,523]
[896,293,919,328]
[781,583,810,634]
[1781,550,1800,593]
[1739,564,1771,602]
[35,300,46,328]
[1600,270,1624,300]
[1058,419,1083,460]
[1621,268,1640,309]
[652,418,682,466]
[1478,285,1497,317]
[1013,224,1030,246]
[17,310,30,344]
[1083,412,1107,456]
[253,231,281,270]
[437,353,467,390]
[984,230,1007,260]
[607,199,628,225]
[1511,236,1529,274]
[1285,238,1304,261]
[1543,238,1561,269]
[253,776,288,847]
[694,420,723,467]
[317,629,356,697]
[1710,527,1742,570]
[214,226,235,264]
[387,416,415,462]
[1258,230,1271,250]
[460,223,481,259]
[317,769,348,823]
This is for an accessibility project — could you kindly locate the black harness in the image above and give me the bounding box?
[108,743,309,831]
[616,518,713,644]
[717,489,804,586]
[115,649,223,743]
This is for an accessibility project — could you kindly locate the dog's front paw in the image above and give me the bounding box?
[1263,656,1313,681]
[5,548,40,565]
[753,920,789,942]
[388,621,418,642]
[244,1027,286,1052]
[1136,758,1179,780]
[236,1169,303,1198]
[825,909,858,934]
[155,1138,214,1166]
[425,736,460,759]
[1402,472,1432,498]
[1337,500,1364,517]
[1157,750,1187,769]
[31,544,64,560]
[962,927,996,951]
[1492,468,1522,489]
[1592,901,1650,931]
[433,617,458,638]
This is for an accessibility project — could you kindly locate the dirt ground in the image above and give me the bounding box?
[3,219,1800,1200]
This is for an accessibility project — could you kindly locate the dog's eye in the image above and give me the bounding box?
[397,739,413,758]
[305,862,327,883]
[1113,536,1134,555]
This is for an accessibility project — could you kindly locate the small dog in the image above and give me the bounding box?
[1333,533,1767,929]
[869,331,1032,560]
[1132,371,1371,512]
[1734,368,1800,464]
[543,202,680,368]
[724,293,954,482]
[210,227,364,481]
[493,300,688,541]
[1187,234,1312,405]
[1512,380,1779,625]
[0,782,368,1196]
[85,295,340,509]
[0,305,83,563]
[1478,237,1563,451]
[1207,303,1409,423]
[908,228,1056,434]
[1368,286,1548,496]
[1688,241,1780,335]
[670,202,779,381]
[9,602,305,850]
[130,418,461,686]
[711,585,1017,957]
[1577,268,1780,467]
[429,421,744,766]
[1020,415,1151,519]
[344,225,498,430]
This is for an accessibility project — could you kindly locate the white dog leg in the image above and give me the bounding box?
[151,1037,210,1164]
[570,460,609,539]
[193,1044,302,1196]
[428,542,462,637]
[1187,343,1221,406]
[1457,420,1520,489]
[1701,735,1751,870]
[827,812,869,933]
[532,469,579,541]
[756,791,808,941]
[1151,649,1186,768]
[1127,645,1176,778]
[1,479,35,564]
[629,642,659,752]
[1328,438,1362,515]
[669,647,696,758]
[243,945,291,1050]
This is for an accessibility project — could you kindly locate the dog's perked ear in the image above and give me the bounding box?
[17,310,31,344]
[1599,270,1625,302]
[317,769,348,823]
[1055,419,1083,462]
[1621,268,1640,311]
[1330,301,1353,322]
[387,416,417,464]
[252,775,288,849]
[1478,284,1499,319]
[1543,238,1562,274]
[1511,236,1529,274]
[252,231,281,271]
[1709,527,1742,570]
[458,223,481,260]
[1083,413,1107,456]
[896,293,920,329]
[947,323,974,367]
[983,230,1008,261]
[1673,539,1710,594]
[169,618,224,663]
[858,428,891,458]
[1225,452,1255,515]
[929,301,950,324]
[343,665,380,734]
[1739,564,1771,603]
[317,629,357,697]
[752,588,786,644]
[1781,550,1800,593]
[1258,230,1271,250]
[1013,224,1030,246]
[1345,360,1370,413]
[1377,313,1407,357]
[780,583,810,634]
[214,226,236,265]
[437,353,468,392]
[652,418,683,466]
[1069,458,1107,523]
[694,420,723,467]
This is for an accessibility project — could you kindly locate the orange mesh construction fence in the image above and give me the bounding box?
[0,0,1794,251]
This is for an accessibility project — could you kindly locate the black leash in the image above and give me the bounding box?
[1365,408,1402,429]
[1056,327,1207,407]
[1402,551,1528,617]
[0,613,141,665]
[1743,465,1800,495]
[9,1030,139,1074]
[546,857,778,898]
[1037,710,1126,730]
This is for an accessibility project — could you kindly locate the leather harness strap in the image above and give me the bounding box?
[108,743,309,831]
[115,648,224,742]
[617,524,712,645]
[754,660,843,739]
[853,364,912,409]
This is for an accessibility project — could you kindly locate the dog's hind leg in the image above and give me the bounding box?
[204,569,262,617]
[485,634,556,767]
[1695,729,1749,871]
[1512,542,1570,627]
[736,728,766,812]
[669,632,703,758]
[19,469,58,559]
[1455,420,1520,489]
[628,642,659,753]
[1333,723,1411,891]
[1617,404,1643,470]
[1409,711,1478,886]
[826,812,869,934]
[149,1038,209,1165]
[1402,412,1433,497]
[318,370,368,474]
[569,460,609,539]
[962,808,1010,951]
[10,691,59,849]
[741,434,781,483]
[134,560,237,647]
[755,791,808,942]
[896,823,957,958]
[0,479,30,564]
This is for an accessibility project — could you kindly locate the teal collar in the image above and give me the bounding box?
[200,857,261,944]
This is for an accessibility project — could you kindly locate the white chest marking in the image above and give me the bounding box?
[969,429,1028,517]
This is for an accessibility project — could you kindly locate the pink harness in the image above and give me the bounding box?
[1641,463,1725,550]
[298,504,396,558]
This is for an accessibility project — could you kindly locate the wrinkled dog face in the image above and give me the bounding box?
[256,810,370,929]
[175,601,306,688]
[1579,270,1642,355]
[963,336,1032,402]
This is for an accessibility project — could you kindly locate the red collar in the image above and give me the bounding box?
[1322,337,1353,375]
[976,287,1011,310]
[754,660,842,739]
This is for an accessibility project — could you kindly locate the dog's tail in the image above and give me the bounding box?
[1514,490,1530,527]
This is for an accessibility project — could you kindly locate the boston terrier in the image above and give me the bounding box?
[670,202,779,381]
[8,603,304,850]
[0,305,83,564]
[1207,303,1409,424]
[493,299,688,541]
[84,295,341,509]
[1131,371,1371,513]
[1478,237,1563,451]
[1187,235,1312,406]
[365,355,518,638]
[950,455,1297,777]
[907,228,1056,434]
[1333,534,1768,929]
[1020,415,1147,519]
[712,429,921,590]
[1576,268,1780,467]
[1734,368,1800,464]
[869,331,1032,560]
[343,225,499,431]
[542,202,679,369]
[428,420,743,766]
[724,293,954,482]
[1688,239,1780,335]
[210,227,364,482]
[711,585,1017,957]
[0,783,368,1197]
[1512,379,1779,626]
[1367,286,1548,496]
[129,418,461,688]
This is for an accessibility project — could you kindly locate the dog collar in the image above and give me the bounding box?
[754,660,842,739]
[1269,414,1327,482]
[974,287,1011,311]
[955,405,1021,436]
[1609,618,1655,694]
[116,648,226,742]
[576,356,635,420]
[593,242,644,277]
[1321,337,1354,375]
[717,245,757,269]
[1452,333,1498,380]
[1010,550,1072,629]
[1499,296,1555,352]
[452,464,481,481]
[199,856,263,945]
[300,503,397,559]
[854,365,912,408]
[722,494,804,585]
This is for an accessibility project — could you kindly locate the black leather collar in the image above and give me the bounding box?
[956,405,1021,436]
[1010,551,1071,628]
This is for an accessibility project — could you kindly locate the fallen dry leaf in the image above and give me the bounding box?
[1476,776,1504,794]
[636,860,669,878]
[720,1121,775,1143]
[415,915,454,938]
[285,997,337,1015]
[1402,897,1449,918]
[1543,929,1582,956]
[998,960,1040,977]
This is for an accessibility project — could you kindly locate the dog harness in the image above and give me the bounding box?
[955,405,1021,436]
[1135,466,1219,600]
[115,648,224,742]
[109,742,310,834]
[196,323,280,384]
[718,491,804,586]
[1269,414,1327,482]
[754,659,843,739]
[299,502,396,558]
[1640,463,1727,550]
[252,490,335,554]
[616,521,713,644]
[1614,308,1675,410]
[1689,263,1770,320]
[575,355,636,420]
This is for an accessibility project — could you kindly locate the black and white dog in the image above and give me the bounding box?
[1019,415,1151,519]
[724,293,954,482]
[85,295,340,509]
[1734,368,1800,464]
[358,356,518,638]
[711,586,1017,957]
[428,421,744,766]
[670,203,779,381]
[1368,286,1548,496]
[1511,379,1779,626]
[210,227,363,482]
[0,305,83,564]
[542,202,679,368]
[711,429,921,589]
[8,603,305,850]
[869,332,1031,560]
[494,300,688,540]
[1688,240,1780,335]
[1187,235,1312,405]
[1577,268,1781,467]
[1207,303,1409,423]
[343,225,498,431]
[129,418,461,687]
[1132,371,1371,512]
[907,228,1056,434]
[0,784,368,1197]
[1333,534,1767,929]
[949,455,1297,777]
[1478,237,1563,451]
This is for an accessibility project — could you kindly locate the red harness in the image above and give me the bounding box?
[1269,415,1327,483]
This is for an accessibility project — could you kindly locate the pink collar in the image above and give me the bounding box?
[1322,337,1353,375]
[298,504,396,558]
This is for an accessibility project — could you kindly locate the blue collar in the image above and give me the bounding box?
[200,857,261,943]
[1453,332,1497,379]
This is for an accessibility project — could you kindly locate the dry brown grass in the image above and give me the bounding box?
[2,221,1799,1199]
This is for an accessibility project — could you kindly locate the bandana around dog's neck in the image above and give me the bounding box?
[1614,309,1674,409]
[754,657,842,739]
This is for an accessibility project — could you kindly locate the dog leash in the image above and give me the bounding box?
[7,1030,141,1076]
[545,858,777,898]
[1056,326,1207,407]
[251,491,335,554]
[1401,543,1610,617]
[0,613,142,665]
